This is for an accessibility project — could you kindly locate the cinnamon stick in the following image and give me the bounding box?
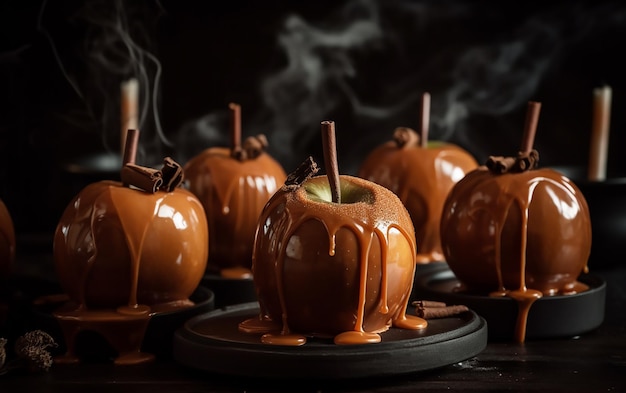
[243,134,268,159]
[520,101,541,154]
[393,127,419,149]
[229,103,243,160]
[411,300,469,319]
[321,121,341,204]
[122,129,139,166]
[284,156,320,189]
[161,157,184,191]
[121,164,163,193]
[588,85,612,182]
[486,156,517,173]
[419,92,431,149]
[417,305,469,319]
[485,101,542,175]
[412,300,447,308]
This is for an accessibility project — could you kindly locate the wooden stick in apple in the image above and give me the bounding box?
[122,128,139,166]
[419,92,431,149]
[521,101,541,155]
[321,120,341,204]
[229,102,242,157]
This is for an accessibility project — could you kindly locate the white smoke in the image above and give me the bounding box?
[174,1,626,175]
[37,0,168,164]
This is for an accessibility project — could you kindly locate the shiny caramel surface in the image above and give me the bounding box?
[359,141,477,263]
[242,175,426,345]
[54,180,208,309]
[440,166,591,341]
[184,147,286,275]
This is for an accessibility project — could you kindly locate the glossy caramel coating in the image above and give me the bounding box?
[441,166,591,294]
[242,175,426,345]
[184,147,286,275]
[0,198,15,280]
[54,180,208,309]
[359,140,477,263]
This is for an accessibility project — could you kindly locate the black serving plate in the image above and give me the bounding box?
[173,301,488,380]
[413,264,606,341]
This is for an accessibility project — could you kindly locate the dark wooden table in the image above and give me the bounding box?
[1,235,625,393]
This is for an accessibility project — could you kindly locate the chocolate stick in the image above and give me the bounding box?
[229,102,242,156]
[321,121,341,204]
[588,85,612,182]
[520,101,541,154]
[419,92,431,149]
[122,128,139,167]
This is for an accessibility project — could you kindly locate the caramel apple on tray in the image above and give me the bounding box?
[438,101,596,342]
[358,93,478,263]
[52,129,209,364]
[239,121,427,346]
[184,103,287,282]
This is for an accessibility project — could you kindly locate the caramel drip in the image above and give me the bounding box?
[242,175,426,346]
[109,189,154,313]
[265,206,408,345]
[53,307,154,365]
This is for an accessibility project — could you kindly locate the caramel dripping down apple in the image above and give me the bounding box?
[184,103,287,278]
[239,121,427,346]
[52,129,208,364]
[440,102,592,342]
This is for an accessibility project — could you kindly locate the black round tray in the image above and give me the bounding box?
[173,301,488,380]
[413,264,606,341]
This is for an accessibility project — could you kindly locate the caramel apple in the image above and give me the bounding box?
[239,121,426,346]
[52,129,208,364]
[0,198,15,280]
[440,102,592,342]
[184,103,286,279]
[358,93,478,263]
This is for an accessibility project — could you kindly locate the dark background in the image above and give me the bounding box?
[2,0,626,237]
